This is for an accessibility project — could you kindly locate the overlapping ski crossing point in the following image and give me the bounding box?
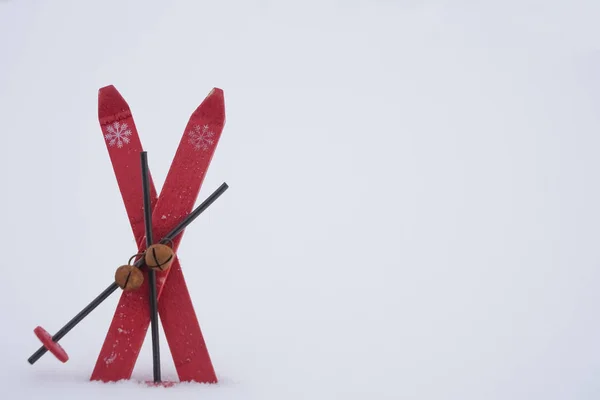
[91,85,224,383]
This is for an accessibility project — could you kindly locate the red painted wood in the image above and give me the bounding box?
[97,86,157,240]
[158,259,217,382]
[152,89,223,382]
[34,326,69,363]
[90,85,223,383]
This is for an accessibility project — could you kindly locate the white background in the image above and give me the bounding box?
[1,0,600,399]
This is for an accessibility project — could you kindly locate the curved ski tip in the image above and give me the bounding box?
[190,87,225,120]
[98,85,130,121]
[98,85,120,99]
[208,87,224,99]
[99,84,116,92]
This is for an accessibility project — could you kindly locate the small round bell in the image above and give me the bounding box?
[145,244,175,272]
[115,264,144,291]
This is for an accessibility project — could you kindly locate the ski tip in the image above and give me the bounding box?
[207,87,223,99]
[99,84,116,92]
[204,87,224,107]
[98,85,131,123]
[190,87,225,122]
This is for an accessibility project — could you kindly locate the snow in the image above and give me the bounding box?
[1,0,600,399]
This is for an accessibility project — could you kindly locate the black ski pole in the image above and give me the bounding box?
[140,152,161,383]
[27,181,229,365]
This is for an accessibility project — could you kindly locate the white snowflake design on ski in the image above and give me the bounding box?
[188,124,215,151]
[104,121,132,148]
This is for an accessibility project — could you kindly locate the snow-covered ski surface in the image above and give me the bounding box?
[2,1,600,399]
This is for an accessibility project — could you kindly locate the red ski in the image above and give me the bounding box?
[90,85,224,383]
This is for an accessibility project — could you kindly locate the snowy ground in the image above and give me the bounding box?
[2,0,600,399]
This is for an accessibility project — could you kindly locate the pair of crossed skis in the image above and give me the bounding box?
[28,85,226,384]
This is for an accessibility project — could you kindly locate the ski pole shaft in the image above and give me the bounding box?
[141,152,162,383]
[161,182,229,243]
